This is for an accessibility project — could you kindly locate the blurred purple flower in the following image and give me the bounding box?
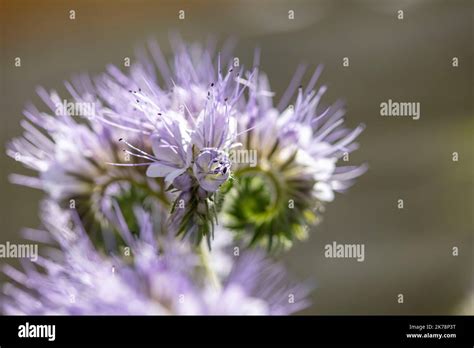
[2,201,310,315]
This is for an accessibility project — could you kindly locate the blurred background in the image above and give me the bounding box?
[0,0,472,314]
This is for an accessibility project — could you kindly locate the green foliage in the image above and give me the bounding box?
[170,187,214,249]
[66,178,166,252]
[223,168,320,251]
[169,175,236,249]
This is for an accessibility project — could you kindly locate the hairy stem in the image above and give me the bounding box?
[199,241,222,290]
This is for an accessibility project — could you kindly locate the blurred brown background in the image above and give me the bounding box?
[1,0,472,314]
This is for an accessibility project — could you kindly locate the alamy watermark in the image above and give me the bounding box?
[324,241,365,262]
[380,99,420,120]
[18,322,55,341]
[0,241,38,262]
[229,149,257,167]
[55,99,96,118]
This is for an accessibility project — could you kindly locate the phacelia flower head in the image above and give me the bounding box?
[223,65,367,250]
[7,37,365,249]
[2,201,310,315]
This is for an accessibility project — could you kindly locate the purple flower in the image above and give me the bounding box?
[223,65,367,248]
[236,65,366,203]
[2,201,310,315]
[193,149,231,192]
[0,36,374,318]
[145,113,192,185]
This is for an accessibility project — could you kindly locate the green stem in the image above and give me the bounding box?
[199,241,221,290]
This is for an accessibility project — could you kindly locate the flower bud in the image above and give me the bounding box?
[193,149,231,192]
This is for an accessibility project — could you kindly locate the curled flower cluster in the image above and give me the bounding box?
[3,201,309,315]
[4,38,365,314]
